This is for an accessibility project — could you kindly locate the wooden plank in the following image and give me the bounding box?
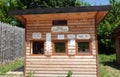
[26,26,51,29]
[27,29,51,32]
[26,71,96,74]
[26,31,95,34]
[26,27,95,31]
[26,58,96,62]
[26,61,96,65]
[27,24,52,26]
[26,53,30,55]
[27,20,52,24]
[69,28,95,31]
[68,18,95,23]
[26,65,96,68]
[15,15,26,24]
[26,74,97,77]
[68,25,95,28]
[26,66,96,69]
[26,55,96,59]
[95,11,108,25]
[26,46,30,48]
[24,12,96,21]
[68,22,95,25]
[27,24,95,28]
[26,67,97,71]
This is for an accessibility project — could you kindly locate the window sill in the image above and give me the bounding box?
[77,53,92,55]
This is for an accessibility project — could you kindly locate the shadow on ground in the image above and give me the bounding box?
[12,66,24,72]
[101,60,120,70]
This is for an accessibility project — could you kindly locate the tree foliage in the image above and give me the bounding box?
[0,0,89,27]
[20,0,89,9]
[0,0,25,27]
[98,0,120,54]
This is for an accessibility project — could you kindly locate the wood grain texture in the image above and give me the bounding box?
[26,74,97,77]
[24,12,97,21]
[115,38,120,64]
[25,14,98,77]
[26,19,95,40]
[25,55,97,77]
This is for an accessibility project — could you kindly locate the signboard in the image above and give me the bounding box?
[46,33,52,52]
[46,33,51,42]
[51,26,68,32]
[58,34,64,39]
[32,33,41,39]
[77,34,90,39]
[67,34,75,39]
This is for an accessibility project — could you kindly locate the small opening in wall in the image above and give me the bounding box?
[32,41,44,54]
[52,20,67,26]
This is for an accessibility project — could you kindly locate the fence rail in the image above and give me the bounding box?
[0,22,25,65]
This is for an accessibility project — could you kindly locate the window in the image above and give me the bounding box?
[53,41,66,54]
[77,42,90,54]
[52,20,67,26]
[32,41,44,54]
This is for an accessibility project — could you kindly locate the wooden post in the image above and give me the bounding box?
[115,37,120,65]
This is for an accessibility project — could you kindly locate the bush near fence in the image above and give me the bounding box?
[0,21,25,65]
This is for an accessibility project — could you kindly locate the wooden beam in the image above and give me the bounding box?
[23,12,97,22]
[115,38,120,65]
[95,11,108,25]
[15,15,26,24]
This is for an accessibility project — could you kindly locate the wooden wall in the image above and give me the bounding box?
[25,40,97,77]
[25,18,98,77]
[26,18,95,40]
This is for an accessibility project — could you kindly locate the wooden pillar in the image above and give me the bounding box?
[115,37,120,65]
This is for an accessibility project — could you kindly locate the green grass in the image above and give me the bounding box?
[99,54,120,77]
[0,60,24,75]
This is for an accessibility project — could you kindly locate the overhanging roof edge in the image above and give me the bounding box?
[10,5,111,15]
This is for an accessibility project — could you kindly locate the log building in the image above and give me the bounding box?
[10,5,111,77]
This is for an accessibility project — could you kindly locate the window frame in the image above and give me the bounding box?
[76,40,92,55]
[52,40,68,55]
[30,40,45,56]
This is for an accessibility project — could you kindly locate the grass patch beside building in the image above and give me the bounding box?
[0,60,24,75]
[99,54,120,77]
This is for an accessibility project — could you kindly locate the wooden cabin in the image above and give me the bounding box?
[111,25,120,65]
[10,5,111,77]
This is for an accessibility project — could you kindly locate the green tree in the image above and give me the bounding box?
[0,0,25,27]
[98,0,120,54]
[20,0,89,9]
[0,0,89,27]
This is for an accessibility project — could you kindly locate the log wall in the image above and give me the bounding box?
[26,19,95,40]
[25,18,98,77]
